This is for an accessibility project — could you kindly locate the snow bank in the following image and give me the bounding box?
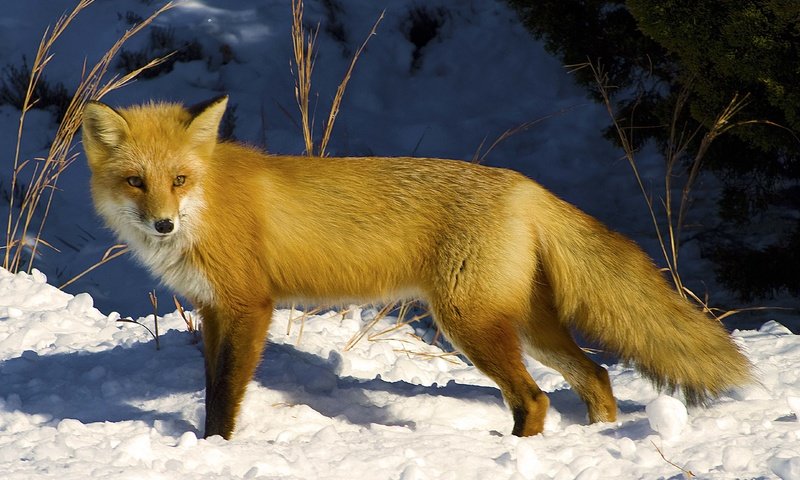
[2,268,800,479]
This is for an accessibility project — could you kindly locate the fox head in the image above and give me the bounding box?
[82,96,228,246]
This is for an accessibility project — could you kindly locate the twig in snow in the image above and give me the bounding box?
[651,440,695,478]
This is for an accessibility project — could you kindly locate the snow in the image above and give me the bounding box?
[2,0,800,478]
[1,268,800,479]
[645,395,688,441]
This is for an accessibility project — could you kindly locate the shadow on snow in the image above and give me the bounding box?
[0,330,607,436]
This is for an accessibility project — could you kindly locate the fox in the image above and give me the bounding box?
[81,95,752,440]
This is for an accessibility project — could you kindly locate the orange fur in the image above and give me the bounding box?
[82,96,752,440]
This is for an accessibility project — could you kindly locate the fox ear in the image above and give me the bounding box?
[82,101,129,158]
[186,95,228,146]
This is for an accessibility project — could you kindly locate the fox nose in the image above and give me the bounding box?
[154,219,174,234]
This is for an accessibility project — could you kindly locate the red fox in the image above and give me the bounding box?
[82,96,751,440]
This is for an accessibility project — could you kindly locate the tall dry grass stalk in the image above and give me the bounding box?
[471,104,584,164]
[573,60,784,316]
[290,0,383,157]
[58,244,129,289]
[174,295,201,343]
[290,0,316,156]
[3,0,174,275]
[288,0,432,351]
[115,289,162,351]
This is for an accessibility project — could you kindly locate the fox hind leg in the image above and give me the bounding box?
[523,283,617,423]
[432,301,550,436]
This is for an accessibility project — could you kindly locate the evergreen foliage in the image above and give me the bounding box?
[508,0,800,301]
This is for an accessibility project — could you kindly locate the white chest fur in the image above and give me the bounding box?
[127,233,215,306]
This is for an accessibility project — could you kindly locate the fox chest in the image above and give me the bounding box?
[130,241,215,306]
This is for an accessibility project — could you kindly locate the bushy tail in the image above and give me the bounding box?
[533,188,752,405]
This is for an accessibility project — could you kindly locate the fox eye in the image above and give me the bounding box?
[127,176,144,188]
[173,175,186,187]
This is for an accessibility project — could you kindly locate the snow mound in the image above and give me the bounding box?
[1,268,800,479]
[645,395,688,441]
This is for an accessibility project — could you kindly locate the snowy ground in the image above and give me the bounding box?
[2,268,800,479]
[2,0,800,478]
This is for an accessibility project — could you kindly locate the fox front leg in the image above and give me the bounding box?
[200,302,272,439]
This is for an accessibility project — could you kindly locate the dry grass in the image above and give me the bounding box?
[291,0,383,157]
[174,295,201,343]
[340,300,450,361]
[282,299,448,362]
[116,290,162,350]
[471,104,584,164]
[572,59,790,320]
[58,244,129,289]
[285,303,344,345]
[3,0,174,275]
[290,0,316,156]
[116,290,165,349]
[148,290,161,350]
[358,304,461,364]
[288,1,436,351]
[318,9,384,156]
[344,302,402,351]
[652,441,695,478]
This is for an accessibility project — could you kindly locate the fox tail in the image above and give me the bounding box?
[533,188,751,405]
